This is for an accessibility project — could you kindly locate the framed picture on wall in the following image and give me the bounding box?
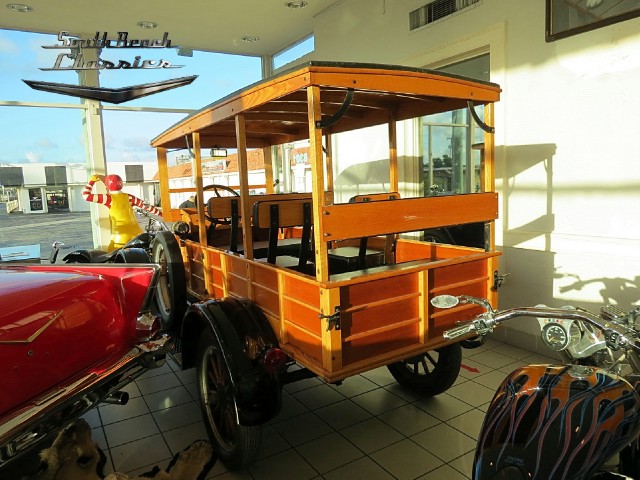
[546,0,640,42]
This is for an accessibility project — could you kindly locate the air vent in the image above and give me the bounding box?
[409,0,480,30]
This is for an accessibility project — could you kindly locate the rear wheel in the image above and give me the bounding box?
[387,343,462,396]
[151,232,186,329]
[196,328,260,468]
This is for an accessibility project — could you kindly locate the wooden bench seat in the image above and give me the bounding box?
[206,193,312,254]
[252,198,314,268]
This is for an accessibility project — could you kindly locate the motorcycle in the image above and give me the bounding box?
[49,208,190,329]
[433,294,640,480]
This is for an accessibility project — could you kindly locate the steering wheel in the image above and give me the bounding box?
[203,184,240,226]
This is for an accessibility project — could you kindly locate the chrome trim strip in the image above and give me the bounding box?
[0,334,171,465]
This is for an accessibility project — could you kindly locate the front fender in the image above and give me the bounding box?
[181,299,281,426]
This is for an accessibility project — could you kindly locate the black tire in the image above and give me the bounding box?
[114,247,150,263]
[387,343,462,396]
[151,231,186,329]
[196,328,261,468]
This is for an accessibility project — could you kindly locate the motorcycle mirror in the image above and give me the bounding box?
[431,295,459,309]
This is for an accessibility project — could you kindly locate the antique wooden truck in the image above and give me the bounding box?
[149,61,501,467]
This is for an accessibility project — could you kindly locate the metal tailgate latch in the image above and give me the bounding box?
[319,307,342,331]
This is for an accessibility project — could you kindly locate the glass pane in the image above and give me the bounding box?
[0,30,80,103]
[422,123,469,195]
[99,49,262,109]
[420,53,489,197]
[273,35,315,70]
[0,106,85,163]
[101,110,188,163]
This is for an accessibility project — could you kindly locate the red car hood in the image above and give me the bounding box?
[0,264,159,416]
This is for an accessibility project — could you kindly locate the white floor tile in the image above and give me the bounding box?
[104,413,159,447]
[272,412,333,446]
[248,449,318,480]
[413,393,473,421]
[89,338,539,480]
[152,401,202,432]
[315,399,372,430]
[412,423,476,463]
[100,396,150,425]
[296,432,364,474]
[322,456,394,480]
[109,434,172,473]
[370,439,443,480]
[136,371,182,395]
[351,388,407,416]
[292,383,346,410]
[378,404,440,437]
[340,417,404,454]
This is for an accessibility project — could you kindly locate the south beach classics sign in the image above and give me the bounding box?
[23,31,197,103]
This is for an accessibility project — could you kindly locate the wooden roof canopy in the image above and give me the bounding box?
[150,61,501,150]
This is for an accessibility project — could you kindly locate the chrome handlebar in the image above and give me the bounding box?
[439,296,640,353]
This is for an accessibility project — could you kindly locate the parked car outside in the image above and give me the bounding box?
[0,263,171,471]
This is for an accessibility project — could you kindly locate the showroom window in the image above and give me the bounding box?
[420,53,489,196]
[0,29,262,167]
[273,34,314,71]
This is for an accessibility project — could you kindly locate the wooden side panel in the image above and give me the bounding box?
[226,255,249,299]
[280,274,323,367]
[252,276,279,319]
[205,248,225,299]
[427,258,492,338]
[322,193,498,241]
[185,242,206,298]
[340,273,421,366]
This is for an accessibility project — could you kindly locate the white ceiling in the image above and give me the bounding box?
[1,0,341,58]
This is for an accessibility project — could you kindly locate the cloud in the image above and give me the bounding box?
[25,151,41,163]
[36,138,59,149]
[0,34,19,55]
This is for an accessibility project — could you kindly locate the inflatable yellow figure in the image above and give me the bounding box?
[82,174,162,252]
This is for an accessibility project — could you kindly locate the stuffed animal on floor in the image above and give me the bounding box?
[35,419,215,480]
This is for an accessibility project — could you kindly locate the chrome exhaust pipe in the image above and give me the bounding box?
[102,391,129,405]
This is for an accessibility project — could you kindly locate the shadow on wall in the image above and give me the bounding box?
[559,274,640,307]
[496,143,639,352]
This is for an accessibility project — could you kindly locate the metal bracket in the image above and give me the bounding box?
[467,101,495,134]
[319,306,342,331]
[316,89,354,129]
[493,271,509,290]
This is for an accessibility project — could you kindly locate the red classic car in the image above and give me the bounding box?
[0,263,171,470]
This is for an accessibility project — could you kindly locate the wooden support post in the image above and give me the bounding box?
[307,86,329,282]
[320,286,342,373]
[263,146,275,194]
[484,103,496,253]
[388,118,398,193]
[156,147,174,221]
[192,133,211,295]
[418,270,429,343]
[236,114,254,262]
[324,133,334,204]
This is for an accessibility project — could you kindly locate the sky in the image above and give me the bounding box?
[0,29,263,165]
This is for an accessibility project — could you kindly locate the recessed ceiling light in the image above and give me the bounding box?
[7,3,33,12]
[137,21,158,29]
[285,1,307,8]
[241,35,260,43]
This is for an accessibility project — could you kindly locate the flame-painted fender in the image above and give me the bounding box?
[475,364,640,480]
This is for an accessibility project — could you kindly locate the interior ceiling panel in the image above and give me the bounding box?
[0,0,341,56]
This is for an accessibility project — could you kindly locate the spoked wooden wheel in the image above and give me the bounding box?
[387,343,462,396]
[196,329,260,468]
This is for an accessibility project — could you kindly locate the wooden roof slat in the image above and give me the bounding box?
[151,62,501,150]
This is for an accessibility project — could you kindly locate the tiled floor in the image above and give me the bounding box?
[83,339,555,479]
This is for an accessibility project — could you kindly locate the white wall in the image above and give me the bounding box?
[312,0,640,348]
